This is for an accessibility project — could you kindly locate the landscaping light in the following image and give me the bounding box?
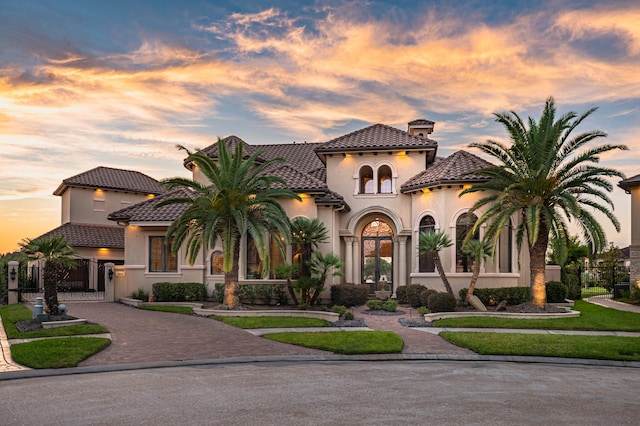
[10,266,17,281]
[108,268,114,281]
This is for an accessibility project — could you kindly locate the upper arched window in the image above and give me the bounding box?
[456,212,478,273]
[378,165,392,194]
[359,166,374,194]
[418,215,436,273]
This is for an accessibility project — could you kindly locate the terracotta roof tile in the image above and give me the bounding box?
[619,173,640,192]
[401,150,492,192]
[315,123,437,154]
[54,167,164,196]
[266,164,328,192]
[37,223,124,249]
[108,188,194,222]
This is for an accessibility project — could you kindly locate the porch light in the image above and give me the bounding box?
[10,266,16,281]
[108,268,114,281]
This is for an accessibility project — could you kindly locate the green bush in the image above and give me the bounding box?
[274,284,288,305]
[427,292,457,313]
[332,305,348,315]
[213,283,225,303]
[130,288,149,301]
[630,283,640,303]
[152,282,206,302]
[256,285,274,305]
[342,311,355,320]
[382,299,397,312]
[417,306,429,315]
[367,299,384,311]
[239,284,258,304]
[396,284,427,307]
[546,281,568,303]
[458,286,530,306]
[419,288,437,307]
[564,273,582,300]
[330,284,368,307]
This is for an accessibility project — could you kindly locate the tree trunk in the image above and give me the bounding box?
[434,254,454,297]
[224,239,241,308]
[43,264,60,316]
[286,277,299,305]
[465,261,480,303]
[529,226,550,308]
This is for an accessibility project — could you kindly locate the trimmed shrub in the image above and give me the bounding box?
[273,284,288,305]
[213,283,225,303]
[239,284,258,304]
[396,284,427,307]
[427,292,457,313]
[417,306,429,315]
[419,288,437,307]
[130,288,149,301]
[330,284,368,307]
[367,299,384,311]
[564,273,582,300]
[382,299,397,312]
[256,285,274,305]
[152,282,206,302]
[332,305,349,315]
[546,281,568,303]
[458,287,530,306]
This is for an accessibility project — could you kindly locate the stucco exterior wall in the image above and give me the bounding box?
[63,187,153,225]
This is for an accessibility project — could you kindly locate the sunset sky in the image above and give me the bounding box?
[1,0,639,254]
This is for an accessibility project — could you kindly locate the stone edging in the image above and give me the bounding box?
[424,309,580,321]
[42,319,89,329]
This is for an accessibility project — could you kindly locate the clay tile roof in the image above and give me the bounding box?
[408,119,435,125]
[54,166,164,196]
[314,123,437,154]
[37,223,124,249]
[266,164,328,192]
[618,173,640,192]
[401,150,492,193]
[108,187,194,223]
[201,136,261,161]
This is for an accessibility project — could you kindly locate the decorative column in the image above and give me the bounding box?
[352,237,359,284]
[104,262,115,302]
[344,237,353,284]
[398,236,408,287]
[7,261,19,305]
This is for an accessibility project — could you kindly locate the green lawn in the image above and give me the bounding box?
[0,304,109,339]
[215,316,330,329]
[264,330,403,354]
[433,300,640,331]
[441,332,640,361]
[11,337,111,368]
[139,305,194,315]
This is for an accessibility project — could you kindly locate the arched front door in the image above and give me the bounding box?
[361,218,393,293]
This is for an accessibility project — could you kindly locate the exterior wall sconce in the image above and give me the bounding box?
[10,266,17,281]
[108,268,114,281]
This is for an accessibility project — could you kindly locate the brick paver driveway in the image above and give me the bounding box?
[66,302,324,367]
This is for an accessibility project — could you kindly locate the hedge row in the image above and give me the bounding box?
[459,286,530,306]
[152,282,206,302]
[330,284,369,307]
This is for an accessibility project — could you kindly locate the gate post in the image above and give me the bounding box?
[104,262,115,302]
[8,261,19,305]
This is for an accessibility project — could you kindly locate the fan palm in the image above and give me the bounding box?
[20,235,77,315]
[156,139,300,308]
[291,217,329,278]
[418,230,454,297]
[461,97,627,307]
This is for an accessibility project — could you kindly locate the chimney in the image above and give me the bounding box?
[407,119,435,138]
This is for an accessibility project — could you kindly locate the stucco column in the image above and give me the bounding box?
[344,237,353,284]
[104,262,115,302]
[352,237,359,284]
[631,245,640,292]
[398,236,408,288]
[7,261,19,305]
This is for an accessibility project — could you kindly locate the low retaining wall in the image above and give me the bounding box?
[194,308,339,322]
[42,319,88,329]
[424,309,580,321]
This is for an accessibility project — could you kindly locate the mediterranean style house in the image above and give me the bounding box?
[33,167,164,292]
[102,120,529,300]
[618,175,640,290]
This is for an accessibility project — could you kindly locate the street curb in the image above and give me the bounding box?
[1,353,639,381]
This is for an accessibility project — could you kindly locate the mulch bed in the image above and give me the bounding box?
[15,314,79,333]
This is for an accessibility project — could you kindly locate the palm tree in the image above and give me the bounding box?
[307,251,344,305]
[291,217,329,278]
[156,139,300,309]
[418,230,454,297]
[461,97,627,307]
[20,235,77,315]
[461,239,493,303]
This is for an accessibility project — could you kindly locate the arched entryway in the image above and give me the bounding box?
[361,218,394,293]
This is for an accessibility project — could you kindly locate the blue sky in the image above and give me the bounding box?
[1,0,639,253]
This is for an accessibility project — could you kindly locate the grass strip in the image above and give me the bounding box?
[215,316,330,329]
[433,300,640,331]
[11,337,112,368]
[139,305,194,315]
[441,332,640,361]
[264,330,403,354]
[0,304,108,339]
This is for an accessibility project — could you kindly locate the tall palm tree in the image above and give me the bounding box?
[291,217,329,278]
[461,239,493,303]
[156,139,300,309]
[461,97,627,307]
[20,235,77,315]
[418,230,454,297]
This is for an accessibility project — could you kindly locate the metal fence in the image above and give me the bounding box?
[564,264,630,299]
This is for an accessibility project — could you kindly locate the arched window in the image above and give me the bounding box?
[378,165,392,194]
[246,233,286,279]
[211,251,224,275]
[499,219,513,273]
[456,212,478,272]
[359,166,374,194]
[418,215,436,272]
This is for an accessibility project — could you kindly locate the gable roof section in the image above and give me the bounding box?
[618,173,640,192]
[108,187,194,223]
[314,123,437,159]
[37,223,124,249]
[401,150,492,193]
[54,166,164,196]
[266,164,329,192]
